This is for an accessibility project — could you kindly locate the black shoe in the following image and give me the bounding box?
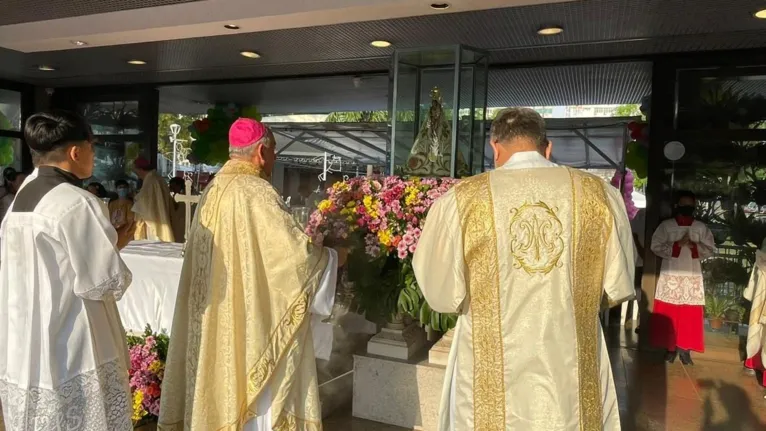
[679,350,694,366]
[665,350,677,363]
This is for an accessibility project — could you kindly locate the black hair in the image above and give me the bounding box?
[24,110,92,164]
[3,167,17,191]
[87,182,107,198]
[115,179,129,188]
[675,190,696,203]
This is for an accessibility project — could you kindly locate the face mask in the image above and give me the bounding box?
[117,189,129,199]
[677,205,695,217]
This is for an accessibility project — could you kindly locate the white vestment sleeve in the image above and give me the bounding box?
[60,197,132,301]
[413,190,466,314]
[696,224,716,259]
[602,184,636,305]
[311,247,338,315]
[311,247,338,361]
[650,222,674,260]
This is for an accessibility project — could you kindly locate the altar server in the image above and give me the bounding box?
[158,118,341,431]
[0,110,135,430]
[132,156,176,242]
[649,191,715,365]
[413,108,635,431]
[744,249,766,389]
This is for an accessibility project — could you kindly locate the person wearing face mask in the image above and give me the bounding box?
[109,179,135,228]
[650,190,715,365]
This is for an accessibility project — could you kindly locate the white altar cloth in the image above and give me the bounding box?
[119,240,184,335]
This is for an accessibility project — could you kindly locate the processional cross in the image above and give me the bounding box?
[174,179,201,244]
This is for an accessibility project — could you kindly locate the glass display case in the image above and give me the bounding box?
[79,100,146,190]
[389,45,489,178]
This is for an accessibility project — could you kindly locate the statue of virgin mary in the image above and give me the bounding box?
[403,87,469,178]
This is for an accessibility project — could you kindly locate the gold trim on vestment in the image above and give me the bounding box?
[569,169,612,431]
[455,173,506,430]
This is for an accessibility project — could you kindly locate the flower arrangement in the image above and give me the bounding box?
[611,169,639,220]
[127,325,170,424]
[306,175,459,330]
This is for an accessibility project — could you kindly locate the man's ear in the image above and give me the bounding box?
[544,140,553,160]
[68,144,80,162]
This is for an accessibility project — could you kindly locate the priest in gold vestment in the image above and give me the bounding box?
[132,156,176,242]
[158,118,339,431]
[413,108,635,431]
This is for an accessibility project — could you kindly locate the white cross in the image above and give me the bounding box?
[174,179,201,241]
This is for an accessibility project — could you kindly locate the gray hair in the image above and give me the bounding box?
[229,132,275,158]
[490,108,548,151]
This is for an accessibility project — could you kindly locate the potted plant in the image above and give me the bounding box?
[705,296,735,330]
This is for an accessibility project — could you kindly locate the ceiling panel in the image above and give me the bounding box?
[2,0,765,87]
[0,0,203,26]
[11,0,766,86]
[158,61,652,115]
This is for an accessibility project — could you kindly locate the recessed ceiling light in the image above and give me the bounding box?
[755,9,766,19]
[37,65,56,71]
[127,60,147,65]
[224,24,240,30]
[537,26,564,36]
[430,2,450,10]
[71,40,88,46]
[370,40,392,48]
[239,51,261,59]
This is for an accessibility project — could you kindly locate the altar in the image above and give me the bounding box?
[119,240,184,334]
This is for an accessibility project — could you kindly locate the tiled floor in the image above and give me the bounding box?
[325,323,766,430]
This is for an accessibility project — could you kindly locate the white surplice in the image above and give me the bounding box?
[650,219,715,306]
[0,167,133,431]
[414,152,635,431]
[245,248,338,431]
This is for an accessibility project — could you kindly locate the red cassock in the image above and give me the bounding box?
[649,216,715,353]
[650,300,705,352]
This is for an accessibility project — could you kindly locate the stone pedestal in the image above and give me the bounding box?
[428,328,454,366]
[367,322,427,361]
[353,353,445,431]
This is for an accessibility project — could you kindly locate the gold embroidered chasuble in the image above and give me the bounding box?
[744,250,766,364]
[157,160,329,431]
[413,158,635,431]
[133,170,176,242]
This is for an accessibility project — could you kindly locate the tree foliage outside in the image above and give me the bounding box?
[157,113,204,160]
[614,104,642,117]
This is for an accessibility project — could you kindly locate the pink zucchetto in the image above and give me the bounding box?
[229,118,268,148]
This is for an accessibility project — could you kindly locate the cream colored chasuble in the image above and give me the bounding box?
[132,170,176,242]
[414,152,635,431]
[157,160,336,431]
[744,250,766,365]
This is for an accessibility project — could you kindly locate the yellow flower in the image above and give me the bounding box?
[148,360,163,374]
[404,186,420,206]
[378,230,393,246]
[332,182,349,192]
[363,196,379,219]
[317,200,332,212]
[132,390,147,421]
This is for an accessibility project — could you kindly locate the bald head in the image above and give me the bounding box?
[489,108,551,166]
